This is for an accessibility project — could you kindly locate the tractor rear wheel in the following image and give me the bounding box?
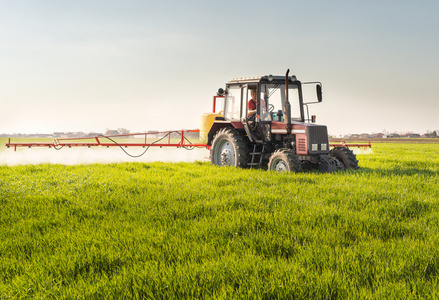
[329,146,359,170]
[267,148,302,172]
[211,128,249,167]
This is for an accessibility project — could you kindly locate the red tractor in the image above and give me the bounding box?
[5,69,364,170]
[202,70,359,172]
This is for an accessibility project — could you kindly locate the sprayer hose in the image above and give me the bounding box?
[98,131,199,158]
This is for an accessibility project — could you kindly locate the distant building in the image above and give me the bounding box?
[105,130,119,136]
[370,133,384,138]
[53,132,68,138]
[87,132,103,137]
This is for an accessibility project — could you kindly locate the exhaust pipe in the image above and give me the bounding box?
[284,69,291,135]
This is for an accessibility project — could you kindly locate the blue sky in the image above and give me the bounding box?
[1,0,438,136]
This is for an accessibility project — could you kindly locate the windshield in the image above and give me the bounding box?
[260,83,302,122]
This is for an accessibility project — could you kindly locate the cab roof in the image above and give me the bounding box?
[227,75,297,84]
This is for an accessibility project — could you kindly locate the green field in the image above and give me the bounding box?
[1,143,439,299]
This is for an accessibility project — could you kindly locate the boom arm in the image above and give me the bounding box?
[5,130,209,152]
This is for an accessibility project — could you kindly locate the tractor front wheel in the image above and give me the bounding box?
[268,148,302,172]
[329,146,359,170]
[211,128,249,167]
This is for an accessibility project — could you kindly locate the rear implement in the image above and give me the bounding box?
[5,130,208,153]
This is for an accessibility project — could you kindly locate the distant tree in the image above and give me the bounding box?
[432,130,438,138]
[117,128,130,135]
[105,129,119,136]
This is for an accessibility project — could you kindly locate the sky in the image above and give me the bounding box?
[1,0,439,136]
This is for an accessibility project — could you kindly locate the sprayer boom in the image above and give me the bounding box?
[5,130,208,152]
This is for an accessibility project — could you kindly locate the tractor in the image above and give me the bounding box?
[200,70,359,172]
[5,69,362,170]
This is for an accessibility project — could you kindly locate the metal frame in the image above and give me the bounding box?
[329,140,372,150]
[4,131,371,152]
[5,130,209,151]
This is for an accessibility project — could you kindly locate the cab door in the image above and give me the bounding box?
[224,84,244,121]
[240,84,248,120]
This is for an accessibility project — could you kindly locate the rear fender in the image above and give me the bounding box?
[207,121,244,145]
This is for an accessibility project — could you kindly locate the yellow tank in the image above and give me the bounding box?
[200,112,223,144]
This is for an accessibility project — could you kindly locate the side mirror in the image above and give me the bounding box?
[316,84,322,102]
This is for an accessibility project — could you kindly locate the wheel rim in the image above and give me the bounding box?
[272,159,288,172]
[214,139,235,166]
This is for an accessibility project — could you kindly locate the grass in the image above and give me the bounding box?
[1,143,439,298]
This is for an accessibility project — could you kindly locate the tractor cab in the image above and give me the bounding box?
[204,70,358,172]
[220,74,315,144]
[223,76,304,124]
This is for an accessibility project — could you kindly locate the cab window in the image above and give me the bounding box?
[224,85,242,121]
